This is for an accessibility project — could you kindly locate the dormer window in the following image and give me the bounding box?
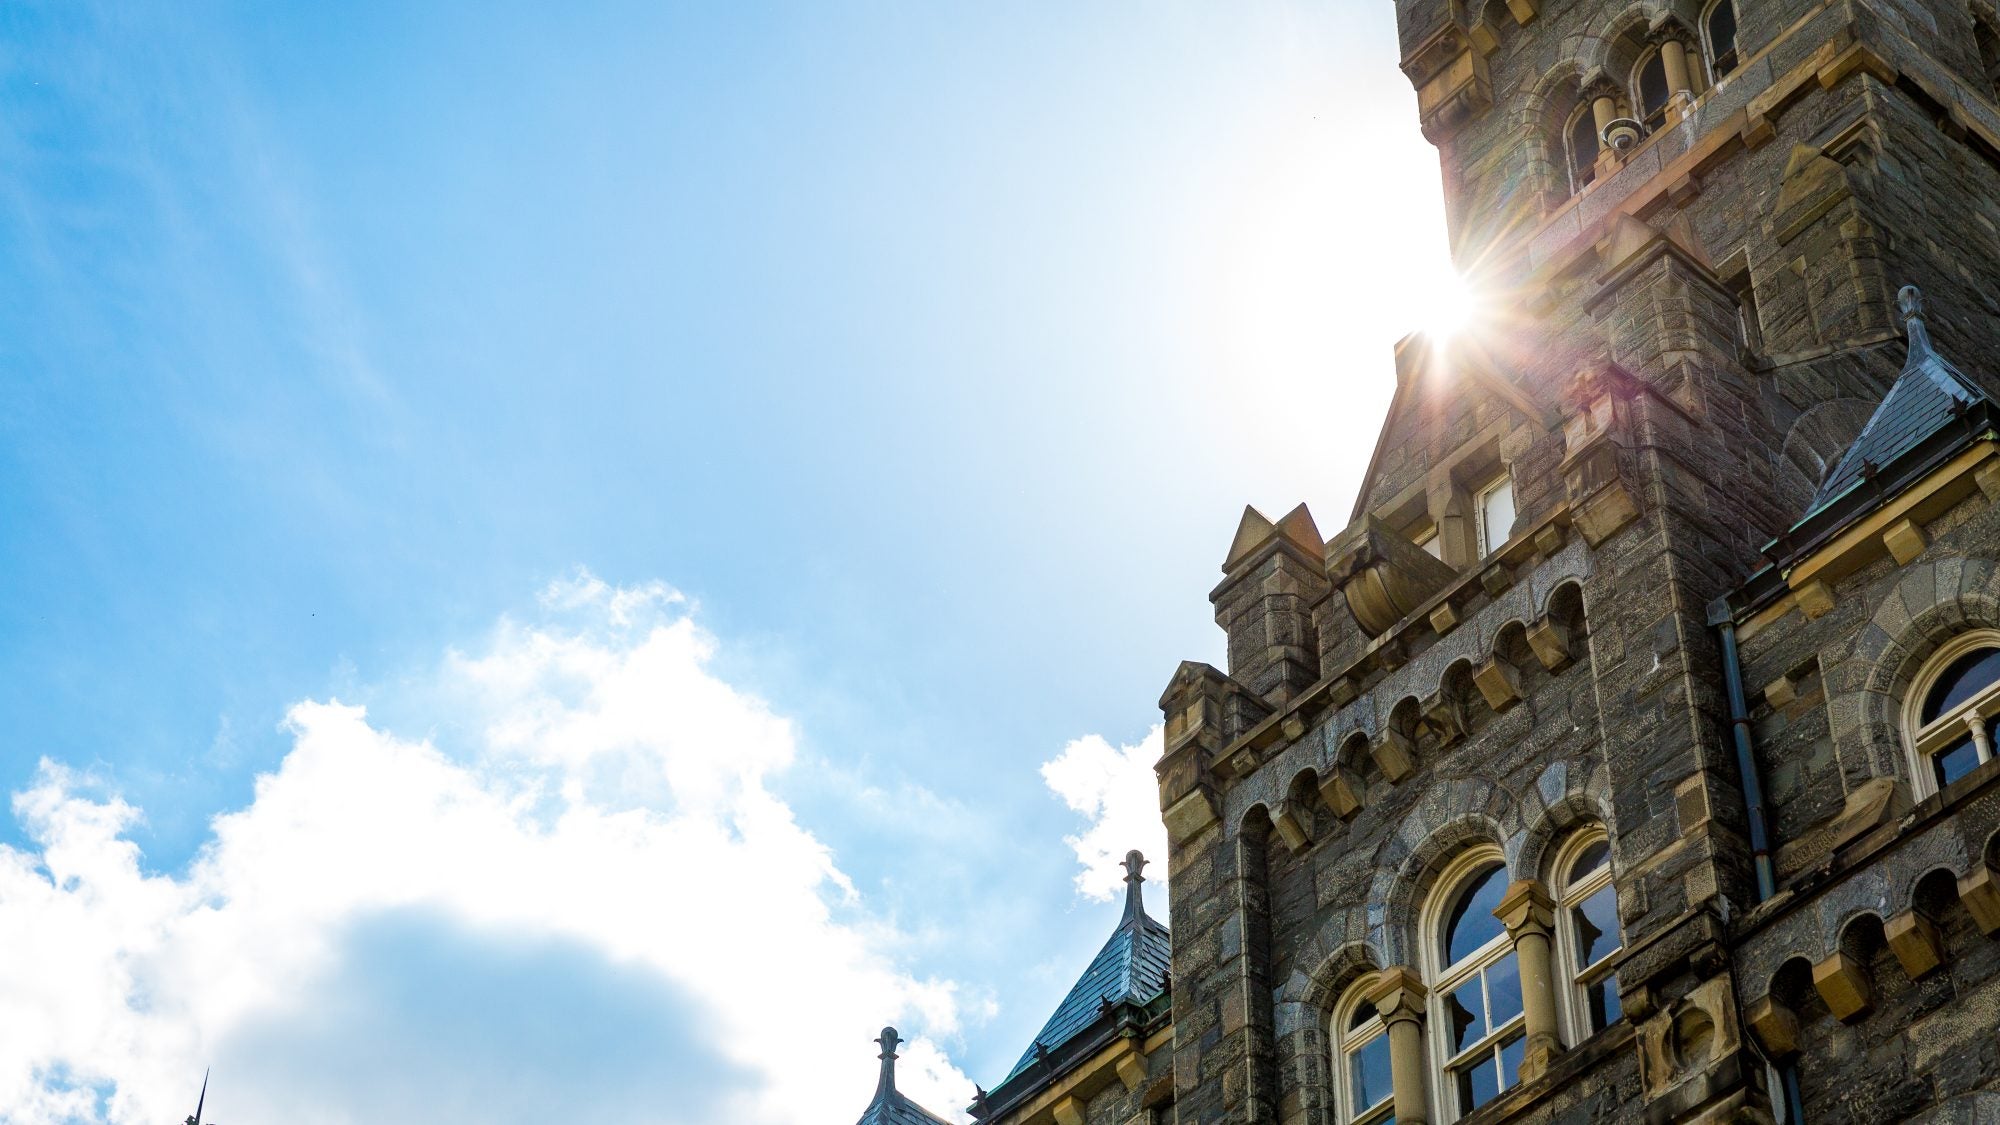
[1476,473,1515,556]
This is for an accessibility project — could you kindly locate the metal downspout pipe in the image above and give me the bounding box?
[1709,596,1777,900]
[1707,596,1800,1120]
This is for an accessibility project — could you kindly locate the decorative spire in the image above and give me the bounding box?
[1122,849,1148,926]
[873,1026,902,1101]
[1900,284,1935,363]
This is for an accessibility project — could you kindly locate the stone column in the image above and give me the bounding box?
[1661,39,1691,94]
[1591,94,1617,135]
[1496,879,1565,1082]
[1368,966,1432,1125]
[1968,712,1994,762]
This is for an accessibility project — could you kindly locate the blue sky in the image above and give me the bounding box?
[0,2,1449,1121]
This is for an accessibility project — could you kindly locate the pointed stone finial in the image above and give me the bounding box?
[873,1026,902,1099]
[1122,850,1148,924]
[1900,284,1936,361]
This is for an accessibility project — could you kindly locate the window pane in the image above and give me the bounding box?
[1585,973,1621,1032]
[1487,953,1523,1026]
[1637,55,1669,120]
[1499,1034,1525,1091]
[1572,883,1620,968]
[1566,839,1609,888]
[1456,1052,1502,1114]
[1922,648,2000,722]
[1352,1034,1394,1112]
[1447,978,1485,1053]
[1708,0,1738,74]
[1445,862,1508,963]
[1935,736,1981,788]
[1568,112,1599,189]
[1350,1000,1375,1032]
[1479,478,1515,555]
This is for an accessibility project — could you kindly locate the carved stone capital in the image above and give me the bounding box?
[1495,879,1556,938]
[1367,965,1429,1025]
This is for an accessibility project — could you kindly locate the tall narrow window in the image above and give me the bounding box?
[1726,270,1761,358]
[1428,854,1524,1120]
[1705,0,1739,79]
[1634,52,1671,130]
[1978,18,2000,99]
[1553,832,1622,1040]
[1566,105,1600,194]
[1476,473,1515,556]
[1334,982,1396,1124]
[1904,633,2000,797]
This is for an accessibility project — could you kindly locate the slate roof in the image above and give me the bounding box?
[1810,286,1992,512]
[996,851,1172,1087]
[853,1028,955,1125]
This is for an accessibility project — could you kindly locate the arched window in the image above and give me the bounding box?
[1904,632,2000,797]
[1565,104,1599,195]
[1425,850,1523,1120]
[1333,979,1395,1125]
[1633,51,1671,129]
[1704,0,1739,79]
[1552,830,1622,1041]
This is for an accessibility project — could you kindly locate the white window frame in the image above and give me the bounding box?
[1422,847,1525,1123]
[1474,472,1515,558]
[1551,829,1622,1044]
[1901,630,2000,800]
[1332,978,1396,1125]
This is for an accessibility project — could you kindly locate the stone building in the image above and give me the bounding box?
[848,0,2000,1116]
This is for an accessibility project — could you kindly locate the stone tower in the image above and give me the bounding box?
[854,0,2000,1120]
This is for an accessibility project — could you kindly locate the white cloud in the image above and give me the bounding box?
[1039,727,1169,903]
[0,571,972,1125]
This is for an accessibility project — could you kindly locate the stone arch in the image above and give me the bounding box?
[1298,940,1387,1014]
[1832,557,2000,781]
[1365,779,1523,963]
[1519,59,1591,201]
[1575,4,1661,75]
[1543,578,1588,628]
[1516,764,1617,880]
[1277,938,1385,1124]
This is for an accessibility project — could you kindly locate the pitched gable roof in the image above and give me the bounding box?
[1809,286,1992,512]
[853,1027,955,1125]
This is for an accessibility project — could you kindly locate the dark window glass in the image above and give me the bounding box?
[1456,1053,1501,1114]
[1585,974,1621,1031]
[1921,648,2000,723]
[1448,979,1484,1051]
[1637,55,1670,124]
[1568,110,1599,191]
[1352,1034,1393,1111]
[1499,1035,1525,1090]
[1350,1000,1374,1032]
[1708,0,1739,76]
[1444,862,1508,963]
[1487,952,1523,1025]
[1935,736,1981,788]
[1568,839,1610,884]
[1572,883,1620,968]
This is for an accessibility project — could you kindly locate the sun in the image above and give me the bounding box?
[1424,270,1485,342]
